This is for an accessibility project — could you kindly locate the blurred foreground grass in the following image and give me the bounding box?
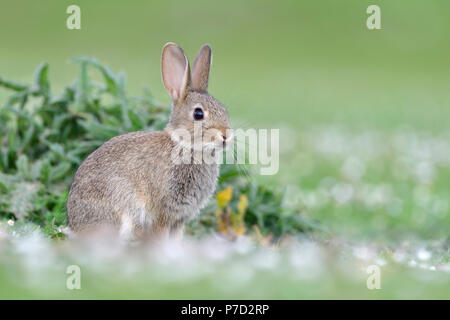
[0,225,449,299]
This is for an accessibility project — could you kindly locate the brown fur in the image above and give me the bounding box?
[67,43,231,240]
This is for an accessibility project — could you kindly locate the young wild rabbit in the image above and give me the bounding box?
[67,43,232,240]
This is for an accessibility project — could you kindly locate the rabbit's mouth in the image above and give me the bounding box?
[202,140,226,152]
[208,129,233,150]
[198,127,232,150]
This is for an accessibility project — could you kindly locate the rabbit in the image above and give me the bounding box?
[67,42,232,241]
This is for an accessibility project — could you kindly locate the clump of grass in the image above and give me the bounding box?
[0,59,316,239]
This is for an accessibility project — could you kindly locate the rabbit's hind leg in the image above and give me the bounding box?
[119,214,136,242]
[144,213,172,241]
[67,197,120,234]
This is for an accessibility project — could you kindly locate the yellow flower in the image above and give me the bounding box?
[230,195,248,236]
[232,222,246,236]
[237,195,248,215]
[216,187,233,208]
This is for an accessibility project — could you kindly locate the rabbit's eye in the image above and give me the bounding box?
[193,108,204,120]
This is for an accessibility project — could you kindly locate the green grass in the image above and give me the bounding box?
[0,59,448,300]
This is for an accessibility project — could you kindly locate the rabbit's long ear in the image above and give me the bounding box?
[191,44,212,92]
[161,42,190,102]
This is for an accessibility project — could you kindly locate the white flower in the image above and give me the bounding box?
[7,220,14,227]
[331,183,354,205]
[375,258,387,266]
[408,260,417,267]
[341,156,366,182]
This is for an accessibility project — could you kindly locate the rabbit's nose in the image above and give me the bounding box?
[216,128,232,146]
[217,131,226,140]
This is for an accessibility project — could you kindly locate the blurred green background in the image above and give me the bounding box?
[1,0,449,130]
[0,0,449,299]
